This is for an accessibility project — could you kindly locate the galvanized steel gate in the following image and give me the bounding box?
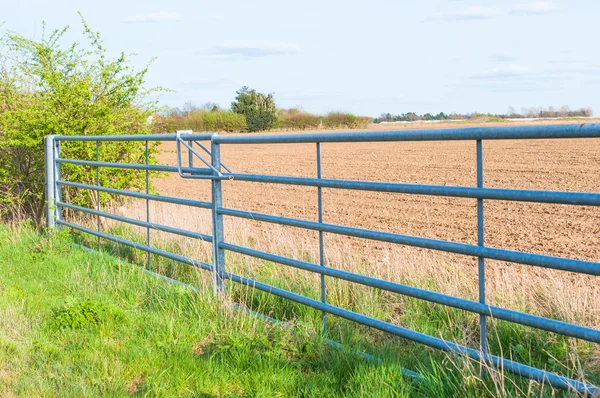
[45,124,600,394]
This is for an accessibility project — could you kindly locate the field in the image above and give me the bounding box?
[153,120,600,263]
[155,119,598,255]
[146,120,600,322]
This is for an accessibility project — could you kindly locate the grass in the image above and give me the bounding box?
[0,222,597,397]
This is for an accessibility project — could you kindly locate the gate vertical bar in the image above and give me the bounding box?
[145,140,151,271]
[317,142,326,335]
[96,141,101,249]
[476,139,488,358]
[44,135,57,227]
[188,140,194,168]
[211,138,225,293]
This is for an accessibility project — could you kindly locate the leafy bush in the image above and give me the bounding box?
[231,86,278,132]
[202,111,247,132]
[0,15,161,223]
[161,110,246,133]
[277,109,371,130]
[277,109,322,130]
[323,113,371,129]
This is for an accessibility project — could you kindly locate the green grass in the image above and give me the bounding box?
[0,224,595,397]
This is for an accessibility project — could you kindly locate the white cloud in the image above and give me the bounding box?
[511,1,559,15]
[472,64,532,79]
[433,2,558,21]
[489,55,518,63]
[435,6,502,20]
[205,40,301,59]
[124,11,182,23]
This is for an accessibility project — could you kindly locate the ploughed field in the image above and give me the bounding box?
[153,126,600,265]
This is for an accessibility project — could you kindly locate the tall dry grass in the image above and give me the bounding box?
[104,200,600,330]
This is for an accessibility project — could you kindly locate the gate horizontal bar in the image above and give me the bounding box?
[57,180,212,209]
[220,173,600,206]
[56,158,212,175]
[218,207,600,276]
[55,133,215,142]
[56,162,600,207]
[58,220,212,271]
[222,270,598,394]
[214,123,600,144]
[219,242,600,343]
[59,202,213,242]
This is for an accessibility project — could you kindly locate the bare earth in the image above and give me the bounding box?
[153,120,600,263]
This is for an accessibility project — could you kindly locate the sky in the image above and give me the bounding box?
[1,0,599,116]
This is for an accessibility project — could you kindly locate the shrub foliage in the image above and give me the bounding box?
[277,109,371,130]
[162,110,246,133]
[0,16,160,223]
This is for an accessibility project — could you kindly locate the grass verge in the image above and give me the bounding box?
[0,223,596,397]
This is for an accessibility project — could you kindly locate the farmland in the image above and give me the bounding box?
[153,120,600,263]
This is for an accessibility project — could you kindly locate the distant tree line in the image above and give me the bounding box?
[505,106,593,119]
[375,112,455,123]
[158,87,372,133]
[374,106,593,124]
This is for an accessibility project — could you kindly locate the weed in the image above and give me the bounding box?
[48,298,123,331]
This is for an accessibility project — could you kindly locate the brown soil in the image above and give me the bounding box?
[153,121,600,263]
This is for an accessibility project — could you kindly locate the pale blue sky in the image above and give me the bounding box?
[2,0,598,116]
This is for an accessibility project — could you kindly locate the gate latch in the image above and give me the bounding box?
[175,130,232,179]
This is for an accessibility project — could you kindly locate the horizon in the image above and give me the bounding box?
[2,0,598,117]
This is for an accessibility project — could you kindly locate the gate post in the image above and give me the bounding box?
[476,139,489,366]
[44,135,60,228]
[211,136,226,294]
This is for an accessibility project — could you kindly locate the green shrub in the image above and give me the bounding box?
[0,16,161,223]
[277,109,371,131]
[323,113,371,129]
[203,111,247,133]
[218,112,247,132]
[277,110,322,130]
[161,110,247,133]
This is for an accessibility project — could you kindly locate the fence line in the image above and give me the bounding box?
[45,123,600,394]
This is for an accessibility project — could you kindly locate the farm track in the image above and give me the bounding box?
[153,123,600,266]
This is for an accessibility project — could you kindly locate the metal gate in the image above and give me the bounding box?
[44,124,600,394]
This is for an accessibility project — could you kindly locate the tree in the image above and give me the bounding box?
[230,86,277,132]
[182,101,199,117]
[558,105,570,117]
[0,16,162,224]
[201,102,221,112]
